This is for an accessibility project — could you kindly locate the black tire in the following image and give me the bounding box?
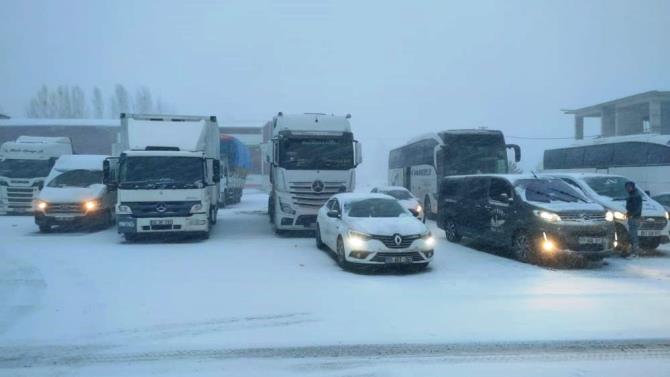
[336,236,351,270]
[124,233,140,243]
[315,223,326,250]
[512,230,535,263]
[268,195,274,223]
[640,238,661,250]
[38,224,51,233]
[209,206,217,225]
[444,218,462,242]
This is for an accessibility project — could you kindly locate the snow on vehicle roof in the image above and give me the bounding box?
[16,136,72,144]
[333,193,395,203]
[122,150,204,158]
[53,154,108,171]
[373,186,410,192]
[0,118,120,127]
[539,172,630,180]
[569,133,670,147]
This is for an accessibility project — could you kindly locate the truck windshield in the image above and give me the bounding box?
[442,134,508,175]
[278,137,353,170]
[515,178,588,203]
[47,169,102,188]
[583,176,644,201]
[0,158,52,178]
[345,198,409,218]
[119,156,204,189]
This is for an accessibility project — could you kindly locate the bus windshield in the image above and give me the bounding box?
[443,134,508,175]
[278,137,354,170]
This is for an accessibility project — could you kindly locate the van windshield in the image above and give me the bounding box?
[515,178,588,203]
[47,169,102,188]
[583,176,644,201]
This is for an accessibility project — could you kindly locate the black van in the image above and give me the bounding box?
[437,175,615,264]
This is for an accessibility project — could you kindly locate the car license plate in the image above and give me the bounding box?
[578,237,604,245]
[55,216,74,221]
[639,230,661,237]
[150,219,173,226]
[384,256,412,264]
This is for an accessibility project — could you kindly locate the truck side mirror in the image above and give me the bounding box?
[48,157,58,169]
[507,144,521,162]
[212,160,221,183]
[103,157,119,190]
[355,141,362,166]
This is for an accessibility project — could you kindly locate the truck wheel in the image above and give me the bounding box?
[124,233,139,243]
[444,219,462,243]
[315,223,327,250]
[424,196,434,220]
[38,224,51,233]
[512,230,535,263]
[209,206,217,225]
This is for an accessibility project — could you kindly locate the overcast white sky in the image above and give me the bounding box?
[1,0,669,180]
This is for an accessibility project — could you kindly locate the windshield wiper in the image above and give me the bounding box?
[549,188,586,203]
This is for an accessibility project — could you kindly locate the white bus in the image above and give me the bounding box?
[388,129,520,219]
[543,134,670,195]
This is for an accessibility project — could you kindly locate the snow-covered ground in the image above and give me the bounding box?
[2,190,670,376]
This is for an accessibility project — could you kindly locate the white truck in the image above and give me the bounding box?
[0,136,73,214]
[263,112,362,232]
[103,114,221,241]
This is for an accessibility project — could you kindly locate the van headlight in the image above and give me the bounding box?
[416,204,423,213]
[612,211,627,220]
[84,200,101,211]
[606,211,614,222]
[37,200,48,210]
[534,210,561,223]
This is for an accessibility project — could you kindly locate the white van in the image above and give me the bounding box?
[544,173,670,251]
[34,155,115,232]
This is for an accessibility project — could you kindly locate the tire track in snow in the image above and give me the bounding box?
[0,254,46,335]
[2,339,670,369]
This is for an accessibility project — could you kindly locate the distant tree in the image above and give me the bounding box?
[508,161,523,174]
[91,86,104,118]
[56,85,72,118]
[133,86,153,113]
[154,97,175,114]
[109,84,131,118]
[26,85,50,117]
[70,86,87,118]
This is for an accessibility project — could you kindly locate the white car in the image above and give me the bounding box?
[371,186,425,222]
[544,173,670,251]
[315,193,435,271]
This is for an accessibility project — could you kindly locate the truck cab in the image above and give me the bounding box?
[263,113,362,232]
[0,136,73,214]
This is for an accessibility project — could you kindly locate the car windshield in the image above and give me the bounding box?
[515,178,588,203]
[47,169,102,188]
[584,176,644,200]
[381,189,413,200]
[345,198,409,217]
[278,137,354,170]
[0,158,52,178]
[119,156,204,189]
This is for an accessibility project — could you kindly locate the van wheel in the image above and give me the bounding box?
[424,196,433,220]
[315,223,326,250]
[513,231,535,263]
[444,219,462,243]
[38,224,51,233]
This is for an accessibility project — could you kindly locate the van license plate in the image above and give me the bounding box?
[56,216,74,221]
[578,237,604,245]
[150,219,173,226]
[385,256,412,264]
[639,230,661,237]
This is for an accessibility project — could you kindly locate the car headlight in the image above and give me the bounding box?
[416,204,423,213]
[666,212,669,221]
[190,203,204,213]
[612,211,626,220]
[347,230,371,249]
[279,199,295,215]
[605,211,614,222]
[37,200,48,210]
[84,200,100,211]
[533,210,561,223]
[117,204,132,214]
[421,231,435,247]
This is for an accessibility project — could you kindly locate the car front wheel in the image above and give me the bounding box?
[336,236,350,270]
[315,223,326,250]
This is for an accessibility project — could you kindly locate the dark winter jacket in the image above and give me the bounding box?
[626,191,643,219]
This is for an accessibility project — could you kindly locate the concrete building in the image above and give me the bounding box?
[564,91,670,139]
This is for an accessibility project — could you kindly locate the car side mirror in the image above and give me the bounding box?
[327,210,340,218]
[500,192,513,202]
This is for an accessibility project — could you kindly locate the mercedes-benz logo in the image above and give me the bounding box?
[312,180,325,193]
[155,203,167,213]
[394,234,403,246]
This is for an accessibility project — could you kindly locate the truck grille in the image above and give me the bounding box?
[289,181,346,208]
[370,234,422,249]
[640,217,667,230]
[5,186,38,211]
[123,201,200,218]
[46,203,83,214]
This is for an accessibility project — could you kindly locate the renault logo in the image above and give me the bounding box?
[156,203,167,213]
[394,234,403,246]
[312,180,325,193]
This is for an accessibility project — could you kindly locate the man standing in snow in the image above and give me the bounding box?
[624,181,642,258]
